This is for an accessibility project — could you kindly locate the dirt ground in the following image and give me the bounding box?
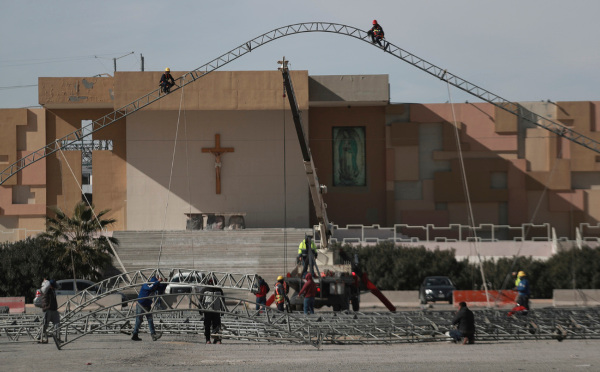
[1,334,598,372]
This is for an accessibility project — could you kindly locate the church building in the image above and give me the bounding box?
[1,71,599,242]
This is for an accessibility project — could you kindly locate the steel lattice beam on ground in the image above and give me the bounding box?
[2,300,599,348]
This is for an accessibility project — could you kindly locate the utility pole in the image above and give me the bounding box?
[140,53,145,72]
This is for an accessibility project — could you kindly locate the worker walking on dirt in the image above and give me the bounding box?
[160,67,175,93]
[515,271,530,310]
[298,237,318,278]
[198,278,224,344]
[449,301,475,344]
[367,20,385,46]
[254,276,270,311]
[274,276,289,312]
[131,276,166,342]
[298,273,317,314]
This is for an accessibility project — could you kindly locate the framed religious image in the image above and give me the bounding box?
[332,126,366,187]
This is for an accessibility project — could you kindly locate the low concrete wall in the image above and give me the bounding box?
[0,297,25,314]
[553,290,600,307]
[361,291,419,307]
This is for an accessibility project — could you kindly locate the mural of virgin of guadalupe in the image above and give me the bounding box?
[333,127,366,186]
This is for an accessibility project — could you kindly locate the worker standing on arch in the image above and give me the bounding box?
[368,20,385,46]
[160,67,175,94]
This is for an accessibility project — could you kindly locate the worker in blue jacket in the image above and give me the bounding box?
[131,276,166,341]
[515,271,530,310]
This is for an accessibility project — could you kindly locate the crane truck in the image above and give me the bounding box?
[275,57,395,312]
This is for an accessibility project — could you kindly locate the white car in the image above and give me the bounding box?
[165,272,205,294]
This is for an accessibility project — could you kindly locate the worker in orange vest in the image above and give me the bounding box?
[274,276,289,312]
[368,20,385,46]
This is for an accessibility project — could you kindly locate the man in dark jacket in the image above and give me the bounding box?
[198,280,224,344]
[131,276,166,341]
[41,279,60,343]
[254,276,270,311]
[160,67,175,93]
[367,20,385,46]
[298,273,317,314]
[449,301,475,344]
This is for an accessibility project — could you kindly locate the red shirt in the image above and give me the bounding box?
[255,283,268,298]
[299,273,317,298]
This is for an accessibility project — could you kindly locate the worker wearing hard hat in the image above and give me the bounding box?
[160,67,175,94]
[515,271,530,310]
[274,276,289,312]
[367,20,385,47]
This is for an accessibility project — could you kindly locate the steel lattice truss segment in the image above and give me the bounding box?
[54,294,324,350]
[1,22,598,185]
[59,268,260,323]
[2,306,599,347]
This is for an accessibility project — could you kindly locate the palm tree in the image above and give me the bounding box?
[39,201,119,283]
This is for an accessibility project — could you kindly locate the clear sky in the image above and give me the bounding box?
[1,0,599,109]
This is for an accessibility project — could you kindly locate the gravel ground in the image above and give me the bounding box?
[1,334,599,372]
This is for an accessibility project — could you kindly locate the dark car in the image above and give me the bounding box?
[419,276,456,304]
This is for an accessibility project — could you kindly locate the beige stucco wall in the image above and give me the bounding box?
[126,110,308,230]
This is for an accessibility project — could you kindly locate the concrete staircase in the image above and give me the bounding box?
[107,229,310,284]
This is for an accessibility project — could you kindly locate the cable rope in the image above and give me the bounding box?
[181,85,195,269]
[282,82,288,275]
[57,148,130,280]
[445,80,491,306]
[157,87,186,268]
[494,145,564,305]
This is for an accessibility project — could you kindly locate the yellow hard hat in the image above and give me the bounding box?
[165,67,170,72]
[518,271,526,277]
[277,275,284,281]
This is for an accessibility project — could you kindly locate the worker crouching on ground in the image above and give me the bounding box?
[515,271,530,310]
[255,276,270,311]
[298,273,317,314]
[160,67,175,93]
[367,20,385,46]
[131,276,166,341]
[298,237,318,278]
[198,279,224,344]
[274,276,289,312]
[449,301,475,344]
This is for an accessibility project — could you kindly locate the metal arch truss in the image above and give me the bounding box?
[2,22,599,185]
[2,306,600,348]
[58,268,260,322]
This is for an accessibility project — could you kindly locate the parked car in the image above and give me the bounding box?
[34,279,126,307]
[165,272,205,294]
[419,276,456,304]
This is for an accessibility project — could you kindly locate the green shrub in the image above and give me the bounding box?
[336,242,600,299]
[0,237,71,302]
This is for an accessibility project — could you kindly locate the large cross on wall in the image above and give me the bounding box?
[202,134,234,194]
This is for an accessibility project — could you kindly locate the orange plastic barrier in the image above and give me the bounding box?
[0,297,25,314]
[452,290,517,307]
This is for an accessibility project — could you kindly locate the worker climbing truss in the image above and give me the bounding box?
[2,22,600,185]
